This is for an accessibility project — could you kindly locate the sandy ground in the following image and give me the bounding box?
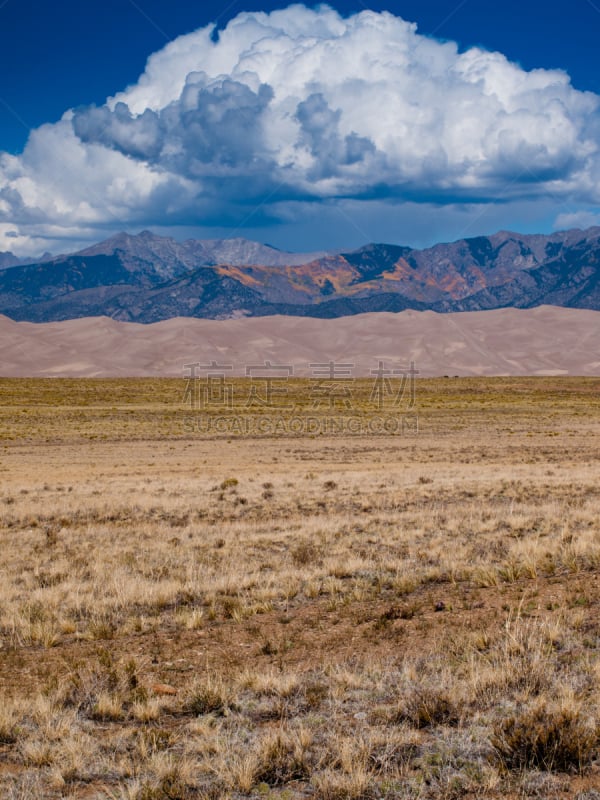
[1,305,600,377]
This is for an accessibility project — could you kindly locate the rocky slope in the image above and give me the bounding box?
[1,228,600,322]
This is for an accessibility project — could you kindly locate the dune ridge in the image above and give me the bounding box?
[1,305,599,378]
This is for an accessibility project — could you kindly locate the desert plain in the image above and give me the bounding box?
[0,376,600,799]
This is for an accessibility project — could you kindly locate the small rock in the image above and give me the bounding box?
[353,712,367,721]
[151,683,177,696]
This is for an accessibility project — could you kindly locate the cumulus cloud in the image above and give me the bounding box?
[2,3,600,254]
[73,78,275,176]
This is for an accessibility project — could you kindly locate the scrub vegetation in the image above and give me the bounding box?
[0,377,599,798]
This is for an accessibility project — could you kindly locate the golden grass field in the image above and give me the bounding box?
[1,377,600,799]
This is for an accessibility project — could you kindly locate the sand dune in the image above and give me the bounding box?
[1,305,599,378]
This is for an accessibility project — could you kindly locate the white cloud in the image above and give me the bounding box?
[2,4,600,255]
[554,210,600,231]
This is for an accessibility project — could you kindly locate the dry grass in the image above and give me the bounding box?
[0,377,599,798]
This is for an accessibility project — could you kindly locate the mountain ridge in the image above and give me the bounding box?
[0,252,21,269]
[2,227,600,322]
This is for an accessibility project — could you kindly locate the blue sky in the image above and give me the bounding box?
[1,1,600,256]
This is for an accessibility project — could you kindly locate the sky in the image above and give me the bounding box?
[1,0,600,256]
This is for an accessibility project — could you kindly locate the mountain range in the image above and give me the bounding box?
[1,227,600,323]
[0,252,22,270]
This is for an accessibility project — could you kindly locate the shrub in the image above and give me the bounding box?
[311,768,375,800]
[254,731,311,785]
[0,703,19,744]
[292,540,322,567]
[89,692,124,722]
[185,676,234,716]
[396,685,459,729]
[138,772,191,800]
[304,680,329,710]
[491,703,598,772]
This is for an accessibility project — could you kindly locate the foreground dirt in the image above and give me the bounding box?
[0,379,599,798]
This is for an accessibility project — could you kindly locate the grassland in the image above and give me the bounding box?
[0,377,600,799]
